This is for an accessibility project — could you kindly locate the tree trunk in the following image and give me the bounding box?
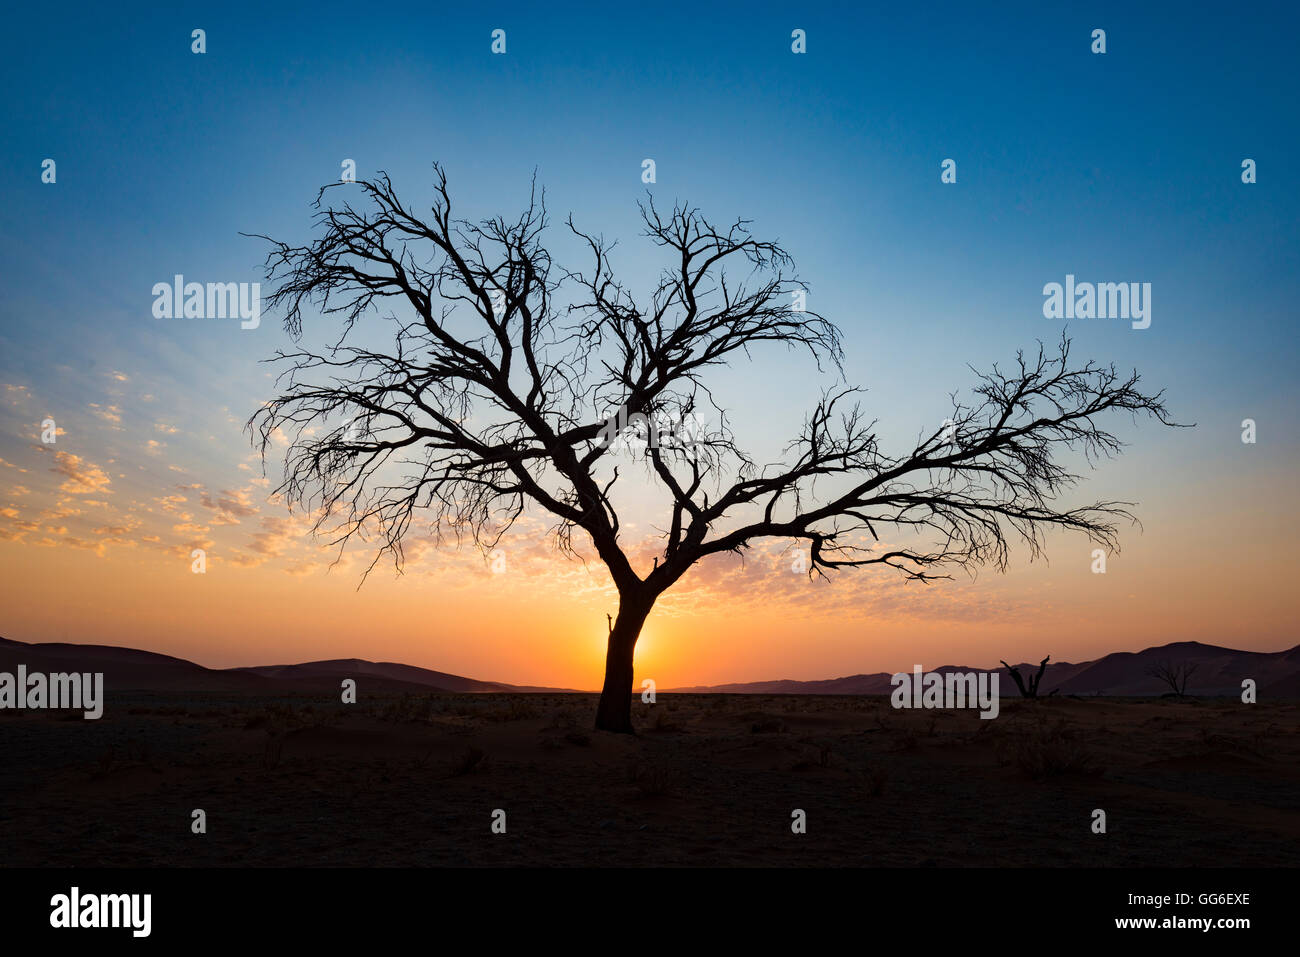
[594,595,652,733]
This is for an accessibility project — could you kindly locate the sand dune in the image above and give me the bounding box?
[3,635,1295,699]
[668,641,1300,698]
[0,636,570,695]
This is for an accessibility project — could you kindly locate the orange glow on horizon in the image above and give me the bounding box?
[2,476,1297,692]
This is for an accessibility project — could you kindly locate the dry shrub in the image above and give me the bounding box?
[862,766,889,797]
[486,698,539,722]
[262,733,283,770]
[651,709,683,733]
[999,718,1100,779]
[451,746,487,776]
[545,707,578,730]
[890,727,919,752]
[629,762,679,796]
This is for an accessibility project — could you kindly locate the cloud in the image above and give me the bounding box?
[86,521,142,554]
[88,403,123,424]
[247,516,294,556]
[198,487,260,526]
[48,451,113,495]
[40,499,84,520]
[3,384,32,406]
[92,523,137,537]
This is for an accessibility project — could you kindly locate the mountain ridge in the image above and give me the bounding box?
[1,635,1296,697]
[666,640,1300,697]
[0,636,573,694]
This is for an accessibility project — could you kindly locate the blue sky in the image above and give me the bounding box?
[4,2,1295,446]
[0,1,1296,677]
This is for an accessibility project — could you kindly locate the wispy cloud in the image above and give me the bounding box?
[47,451,113,495]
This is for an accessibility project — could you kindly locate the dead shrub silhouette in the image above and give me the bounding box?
[1146,659,1199,696]
[1001,655,1057,699]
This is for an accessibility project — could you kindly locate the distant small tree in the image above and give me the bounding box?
[1146,659,1198,696]
[1001,655,1053,698]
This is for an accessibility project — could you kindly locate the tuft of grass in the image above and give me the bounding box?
[629,762,680,797]
[450,746,487,776]
[890,727,919,752]
[791,743,837,771]
[862,766,889,797]
[650,709,683,733]
[262,733,283,770]
[485,698,539,722]
[999,718,1100,779]
[545,708,578,730]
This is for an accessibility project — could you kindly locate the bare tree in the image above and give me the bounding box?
[1001,655,1054,699]
[1146,659,1199,696]
[248,165,1180,733]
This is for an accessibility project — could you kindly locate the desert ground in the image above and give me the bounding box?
[2,691,1297,866]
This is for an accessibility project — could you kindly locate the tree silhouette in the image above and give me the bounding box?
[1146,659,1199,696]
[249,165,1179,733]
[1001,655,1054,699]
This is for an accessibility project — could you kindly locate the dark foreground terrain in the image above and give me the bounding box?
[2,692,1297,866]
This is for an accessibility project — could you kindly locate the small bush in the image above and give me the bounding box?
[890,728,919,752]
[262,734,283,770]
[863,766,889,797]
[1001,719,1100,779]
[651,709,683,733]
[629,762,679,797]
[451,746,487,776]
[486,698,539,722]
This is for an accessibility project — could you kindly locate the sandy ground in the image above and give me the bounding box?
[2,692,1296,866]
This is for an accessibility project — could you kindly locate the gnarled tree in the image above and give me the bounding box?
[249,165,1179,732]
[1146,659,1199,696]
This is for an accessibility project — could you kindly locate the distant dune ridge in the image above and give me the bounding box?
[0,635,1296,698]
[669,641,1300,698]
[0,637,572,695]
[237,659,526,693]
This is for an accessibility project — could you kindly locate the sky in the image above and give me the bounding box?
[0,2,1297,690]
